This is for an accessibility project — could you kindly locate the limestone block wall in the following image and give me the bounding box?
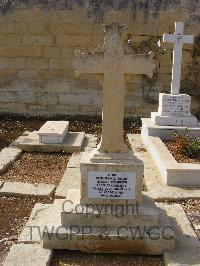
[0,0,199,117]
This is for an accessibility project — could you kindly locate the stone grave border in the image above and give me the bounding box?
[128,134,200,201]
[0,134,96,199]
[0,143,56,198]
[143,135,200,187]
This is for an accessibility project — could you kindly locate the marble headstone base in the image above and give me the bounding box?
[153,93,198,127]
[151,112,198,127]
[80,149,144,205]
[141,118,200,142]
[158,93,191,117]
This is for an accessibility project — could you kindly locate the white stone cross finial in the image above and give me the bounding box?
[74,23,155,153]
[163,22,194,95]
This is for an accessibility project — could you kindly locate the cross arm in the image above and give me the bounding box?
[74,51,104,77]
[123,53,155,78]
[163,33,176,43]
[183,35,194,44]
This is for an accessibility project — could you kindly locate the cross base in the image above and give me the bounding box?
[42,192,175,255]
[151,112,198,127]
[80,149,143,206]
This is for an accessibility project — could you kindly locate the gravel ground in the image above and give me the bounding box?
[0,152,70,185]
[0,196,53,265]
[164,141,199,164]
[0,118,43,151]
[50,250,163,266]
[181,199,200,239]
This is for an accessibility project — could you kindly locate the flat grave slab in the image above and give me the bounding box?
[0,182,55,198]
[15,131,85,153]
[55,167,81,198]
[38,121,69,144]
[3,243,52,266]
[0,146,22,174]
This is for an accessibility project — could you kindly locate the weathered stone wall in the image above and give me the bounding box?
[0,0,199,117]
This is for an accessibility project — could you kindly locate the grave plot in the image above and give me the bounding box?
[141,22,200,188]
[0,152,70,185]
[0,152,70,198]
[144,136,200,187]
[128,134,200,200]
[0,196,53,265]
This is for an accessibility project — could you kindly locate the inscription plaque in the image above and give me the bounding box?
[88,171,136,199]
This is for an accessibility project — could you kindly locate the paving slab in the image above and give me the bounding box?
[143,135,200,187]
[15,131,85,153]
[159,203,200,265]
[18,200,63,243]
[82,133,98,151]
[0,146,22,174]
[0,182,55,198]
[3,243,52,266]
[67,152,83,168]
[55,168,81,198]
[128,134,200,201]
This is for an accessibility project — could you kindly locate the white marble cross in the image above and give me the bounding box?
[163,22,194,95]
[74,23,155,153]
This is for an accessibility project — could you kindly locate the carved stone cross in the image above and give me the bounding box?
[74,23,155,153]
[163,22,194,95]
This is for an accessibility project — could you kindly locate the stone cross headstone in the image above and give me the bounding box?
[75,23,155,154]
[74,23,155,206]
[163,22,194,95]
[151,22,197,127]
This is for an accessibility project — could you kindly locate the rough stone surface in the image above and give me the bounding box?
[0,182,55,198]
[82,134,98,152]
[141,118,200,141]
[0,146,22,174]
[128,134,200,200]
[43,223,175,254]
[142,135,200,187]
[55,168,81,198]
[3,244,53,266]
[67,152,84,168]
[0,4,199,117]
[16,131,85,153]
[160,204,200,265]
